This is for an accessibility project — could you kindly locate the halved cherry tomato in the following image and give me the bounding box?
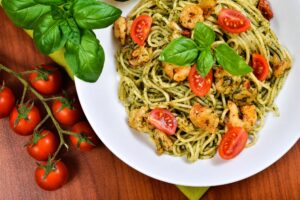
[70,121,100,151]
[35,160,68,191]
[188,65,213,97]
[52,97,83,126]
[130,15,152,46]
[27,130,58,161]
[251,54,269,81]
[9,104,41,136]
[148,108,177,135]
[219,127,248,160]
[0,86,15,118]
[218,9,250,33]
[29,65,62,95]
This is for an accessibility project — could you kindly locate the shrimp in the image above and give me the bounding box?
[227,101,257,132]
[128,106,151,132]
[214,68,241,95]
[129,46,151,67]
[113,17,127,45]
[232,80,258,105]
[163,63,191,82]
[241,105,257,131]
[180,4,204,29]
[189,103,219,133]
[271,54,291,78]
[153,129,173,155]
[198,0,216,17]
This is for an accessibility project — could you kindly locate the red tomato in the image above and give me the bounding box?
[9,104,41,136]
[52,98,83,126]
[148,108,177,135]
[188,66,213,97]
[70,121,100,151]
[219,127,248,160]
[35,160,68,191]
[251,54,269,81]
[258,0,273,21]
[0,86,15,118]
[27,130,58,161]
[218,9,250,33]
[130,15,152,46]
[29,65,62,95]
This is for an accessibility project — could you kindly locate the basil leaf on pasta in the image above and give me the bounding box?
[197,49,215,77]
[194,22,216,50]
[159,37,199,66]
[215,44,252,76]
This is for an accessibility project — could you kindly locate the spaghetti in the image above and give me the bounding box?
[115,0,292,161]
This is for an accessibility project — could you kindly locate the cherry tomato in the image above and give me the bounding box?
[0,86,15,118]
[29,65,62,95]
[219,127,248,160]
[9,104,41,136]
[35,160,68,191]
[188,65,213,97]
[251,54,269,81]
[27,130,58,161]
[52,98,83,126]
[130,15,152,46]
[218,9,250,33]
[148,108,177,135]
[70,121,100,151]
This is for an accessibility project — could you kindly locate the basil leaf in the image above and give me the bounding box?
[33,13,66,54]
[197,49,215,77]
[194,22,216,50]
[2,0,51,29]
[51,5,65,20]
[215,44,253,76]
[34,0,65,6]
[72,0,122,29]
[60,18,81,45]
[159,37,199,66]
[64,30,104,82]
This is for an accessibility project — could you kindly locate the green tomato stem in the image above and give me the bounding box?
[34,114,50,132]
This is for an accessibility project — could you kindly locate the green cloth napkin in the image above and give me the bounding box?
[0,2,209,199]
[177,185,209,200]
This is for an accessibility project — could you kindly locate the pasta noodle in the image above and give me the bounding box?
[116,0,292,161]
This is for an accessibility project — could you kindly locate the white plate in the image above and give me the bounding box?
[75,0,300,186]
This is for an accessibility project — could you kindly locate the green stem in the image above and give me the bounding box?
[20,85,28,105]
[34,114,50,131]
[61,130,77,136]
[21,70,36,75]
[0,64,67,161]
[43,96,62,102]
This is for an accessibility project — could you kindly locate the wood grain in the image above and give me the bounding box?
[0,8,299,200]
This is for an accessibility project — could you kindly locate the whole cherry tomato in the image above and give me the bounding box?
[52,97,83,126]
[0,85,15,118]
[27,130,58,161]
[35,160,68,191]
[9,103,41,136]
[29,65,62,95]
[70,121,100,151]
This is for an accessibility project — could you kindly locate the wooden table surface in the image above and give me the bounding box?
[0,8,299,200]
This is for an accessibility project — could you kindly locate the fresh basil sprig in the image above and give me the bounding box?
[159,22,252,77]
[159,37,199,66]
[2,0,122,83]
